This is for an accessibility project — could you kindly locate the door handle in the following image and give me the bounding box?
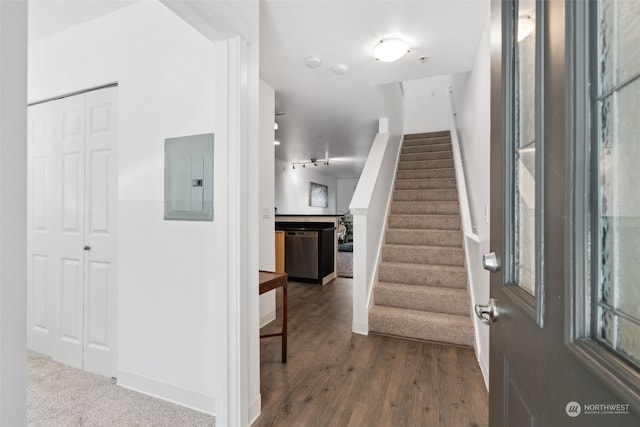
[482,252,500,272]
[475,298,498,324]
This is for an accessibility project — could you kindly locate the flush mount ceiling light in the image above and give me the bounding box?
[373,38,410,62]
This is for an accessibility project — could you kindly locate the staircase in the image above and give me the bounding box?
[368,131,474,347]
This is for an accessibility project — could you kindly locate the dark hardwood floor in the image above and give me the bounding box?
[254,278,488,427]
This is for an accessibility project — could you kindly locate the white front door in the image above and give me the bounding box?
[27,86,117,378]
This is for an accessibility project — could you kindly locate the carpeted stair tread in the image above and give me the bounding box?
[375,282,470,315]
[404,131,451,139]
[385,228,463,247]
[395,178,457,190]
[369,305,474,347]
[401,143,453,155]
[399,151,453,162]
[398,159,454,170]
[368,129,474,348]
[402,137,451,147]
[378,262,467,288]
[397,168,456,180]
[390,201,460,215]
[388,214,461,230]
[393,188,458,202]
[382,244,464,266]
[402,139,452,147]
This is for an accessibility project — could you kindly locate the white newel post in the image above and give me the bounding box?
[351,211,369,334]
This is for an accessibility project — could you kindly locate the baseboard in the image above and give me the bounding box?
[478,350,489,390]
[260,310,276,328]
[352,321,368,335]
[117,370,215,415]
[248,393,261,425]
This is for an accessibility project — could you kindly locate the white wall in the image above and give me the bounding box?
[450,14,491,387]
[0,1,27,424]
[29,1,220,413]
[337,178,359,214]
[403,75,452,134]
[350,84,404,334]
[275,159,337,214]
[258,80,276,326]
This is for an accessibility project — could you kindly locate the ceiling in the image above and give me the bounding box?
[28,0,140,41]
[260,0,490,178]
[28,0,490,179]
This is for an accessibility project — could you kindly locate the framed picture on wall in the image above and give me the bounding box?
[309,182,328,207]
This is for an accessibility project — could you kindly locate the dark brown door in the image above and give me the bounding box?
[486,0,640,425]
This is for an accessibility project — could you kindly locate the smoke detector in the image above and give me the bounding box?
[305,56,322,69]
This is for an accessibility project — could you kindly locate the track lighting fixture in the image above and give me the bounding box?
[291,157,330,170]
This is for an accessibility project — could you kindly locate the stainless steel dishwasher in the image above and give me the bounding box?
[284,231,319,279]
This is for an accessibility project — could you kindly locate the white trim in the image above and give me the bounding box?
[217,36,248,427]
[352,322,369,335]
[448,87,489,387]
[160,0,250,43]
[117,370,215,415]
[260,310,276,328]
[248,394,262,425]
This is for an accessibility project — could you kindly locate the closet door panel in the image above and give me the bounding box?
[83,87,117,378]
[27,101,59,355]
[54,94,86,370]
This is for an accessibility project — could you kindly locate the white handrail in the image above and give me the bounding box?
[448,88,480,243]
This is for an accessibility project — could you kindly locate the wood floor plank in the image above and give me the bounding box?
[253,278,488,427]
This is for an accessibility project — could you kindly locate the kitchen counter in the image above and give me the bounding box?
[275,215,340,285]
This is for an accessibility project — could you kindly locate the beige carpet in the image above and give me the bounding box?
[28,351,215,426]
[369,131,474,347]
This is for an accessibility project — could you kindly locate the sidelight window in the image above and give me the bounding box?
[592,0,640,371]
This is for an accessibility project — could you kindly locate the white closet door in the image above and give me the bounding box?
[27,87,117,378]
[83,87,118,378]
[54,94,87,370]
[27,101,59,355]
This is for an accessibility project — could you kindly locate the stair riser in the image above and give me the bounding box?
[378,264,466,288]
[405,131,450,140]
[393,189,458,202]
[369,311,473,347]
[387,215,461,230]
[402,137,452,147]
[400,151,453,162]
[390,202,460,215]
[395,179,456,190]
[401,143,452,155]
[402,140,452,148]
[397,169,456,180]
[398,159,454,170]
[382,246,464,266]
[374,287,470,316]
[385,229,462,247]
